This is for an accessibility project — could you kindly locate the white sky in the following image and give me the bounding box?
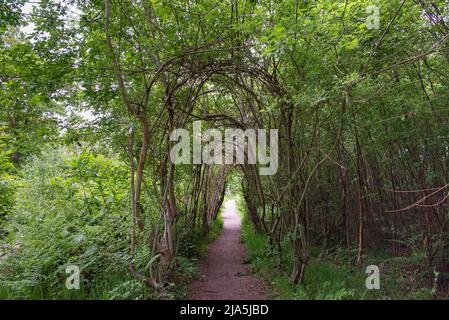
[21,2,36,34]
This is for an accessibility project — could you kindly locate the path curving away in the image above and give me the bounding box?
[189,199,267,300]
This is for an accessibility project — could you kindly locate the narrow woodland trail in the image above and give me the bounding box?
[189,199,267,300]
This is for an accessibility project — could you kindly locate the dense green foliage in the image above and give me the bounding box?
[1,146,134,298]
[0,130,16,227]
[1,0,449,300]
[0,145,218,299]
[239,195,436,299]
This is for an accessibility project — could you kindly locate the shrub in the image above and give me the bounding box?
[0,145,133,299]
[0,130,16,231]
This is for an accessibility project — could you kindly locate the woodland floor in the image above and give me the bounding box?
[189,199,267,300]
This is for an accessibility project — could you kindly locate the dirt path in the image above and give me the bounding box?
[189,199,267,300]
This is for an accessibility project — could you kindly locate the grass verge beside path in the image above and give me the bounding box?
[237,196,433,300]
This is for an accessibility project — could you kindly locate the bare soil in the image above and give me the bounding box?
[189,199,267,300]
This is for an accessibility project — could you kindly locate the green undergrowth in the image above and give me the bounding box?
[167,210,224,299]
[0,146,225,300]
[0,213,224,300]
[171,206,224,299]
[195,213,224,259]
[237,196,432,300]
